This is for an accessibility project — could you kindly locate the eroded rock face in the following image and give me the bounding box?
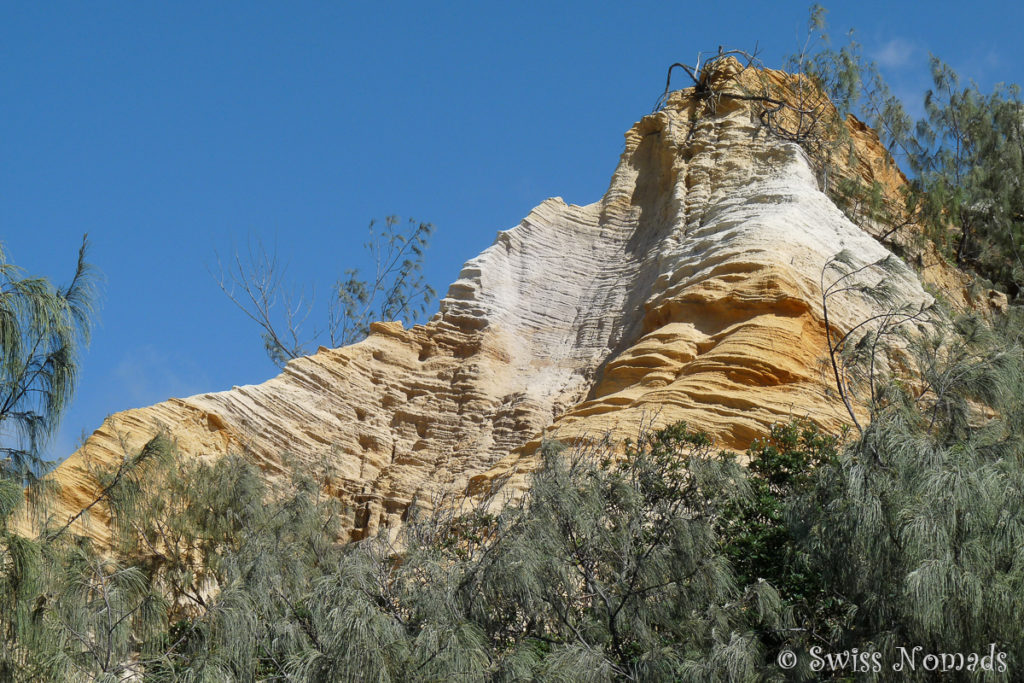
[44,63,945,543]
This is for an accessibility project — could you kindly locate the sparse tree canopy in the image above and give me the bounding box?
[0,236,99,480]
[216,216,436,368]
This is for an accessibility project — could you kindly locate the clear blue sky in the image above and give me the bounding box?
[2,1,1022,464]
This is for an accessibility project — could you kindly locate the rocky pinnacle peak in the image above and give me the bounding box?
[40,63,974,543]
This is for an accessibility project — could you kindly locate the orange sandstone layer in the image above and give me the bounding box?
[41,61,959,543]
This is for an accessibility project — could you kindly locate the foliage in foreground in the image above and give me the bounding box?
[0,236,99,480]
[790,5,1024,298]
[4,309,1024,681]
[2,423,782,681]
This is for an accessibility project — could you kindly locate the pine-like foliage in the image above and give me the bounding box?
[6,312,1024,681]
[910,60,1024,292]
[456,428,781,681]
[789,312,1024,678]
[104,448,346,681]
[41,425,776,681]
[785,6,1024,298]
[719,421,848,651]
[0,435,170,681]
[0,236,99,479]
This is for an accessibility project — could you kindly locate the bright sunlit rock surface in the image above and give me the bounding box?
[45,61,971,543]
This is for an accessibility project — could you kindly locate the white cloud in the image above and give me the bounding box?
[114,345,209,406]
[874,38,918,69]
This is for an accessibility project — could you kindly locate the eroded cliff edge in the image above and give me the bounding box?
[43,61,967,543]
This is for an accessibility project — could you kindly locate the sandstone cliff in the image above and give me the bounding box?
[42,60,970,544]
